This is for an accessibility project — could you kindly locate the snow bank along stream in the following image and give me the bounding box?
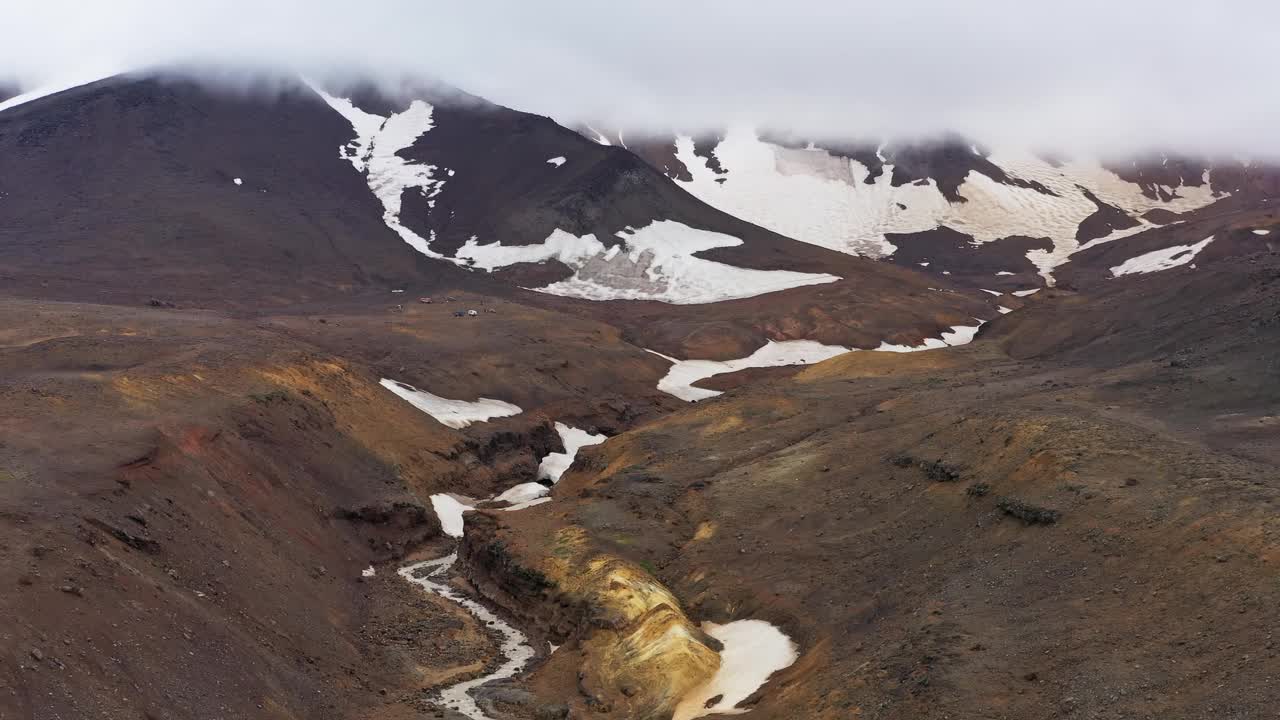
[672,620,800,720]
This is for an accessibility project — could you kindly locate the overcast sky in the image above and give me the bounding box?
[4,0,1277,154]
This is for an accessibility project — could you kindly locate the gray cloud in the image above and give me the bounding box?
[5,0,1278,155]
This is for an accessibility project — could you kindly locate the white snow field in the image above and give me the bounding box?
[1111,236,1215,277]
[400,553,536,720]
[673,129,1223,284]
[379,378,522,429]
[458,220,840,304]
[546,156,566,167]
[672,619,799,720]
[537,422,608,482]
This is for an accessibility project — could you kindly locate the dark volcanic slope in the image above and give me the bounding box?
[1055,204,1280,289]
[0,75,463,307]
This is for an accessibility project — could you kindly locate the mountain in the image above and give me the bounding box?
[595,128,1280,293]
[2,68,1278,720]
[0,72,990,355]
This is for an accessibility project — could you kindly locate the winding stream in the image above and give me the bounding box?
[398,553,536,719]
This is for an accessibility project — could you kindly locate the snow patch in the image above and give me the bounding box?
[652,340,852,402]
[1110,236,1215,277]
[997,306,1014,314]
[459,220,839,305]
[308,83,452,261]
[501,496,554,512]
[361,566,376,578]
[493,483,549,505]
[672,619,799,720]
[233,177,243,186]
[980,289,1003,296]
[546,156,566,167]
[537,423,608,483]
[1012,288,1040,297]
[1253,229,1272,236]
[874,321,985,353]
[380,378,522,429]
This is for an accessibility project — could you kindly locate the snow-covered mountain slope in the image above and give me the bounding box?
[583,128,1280,290]
[665,129,1223,284]
[308,84,839,304]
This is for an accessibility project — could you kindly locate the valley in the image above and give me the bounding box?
[0,68,1277,720]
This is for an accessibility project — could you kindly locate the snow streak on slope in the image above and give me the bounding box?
[309,83,452,260]
[380,378,522,429]
[0,70,118,114]
[652,320,987,401]
[1110,236,1214,276]
[458,220,840,304]
[674,130,1223,284]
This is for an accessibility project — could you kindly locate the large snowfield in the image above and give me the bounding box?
[673,130,1224,284]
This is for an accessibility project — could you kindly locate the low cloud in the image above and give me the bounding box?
[5,0,1277,155]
